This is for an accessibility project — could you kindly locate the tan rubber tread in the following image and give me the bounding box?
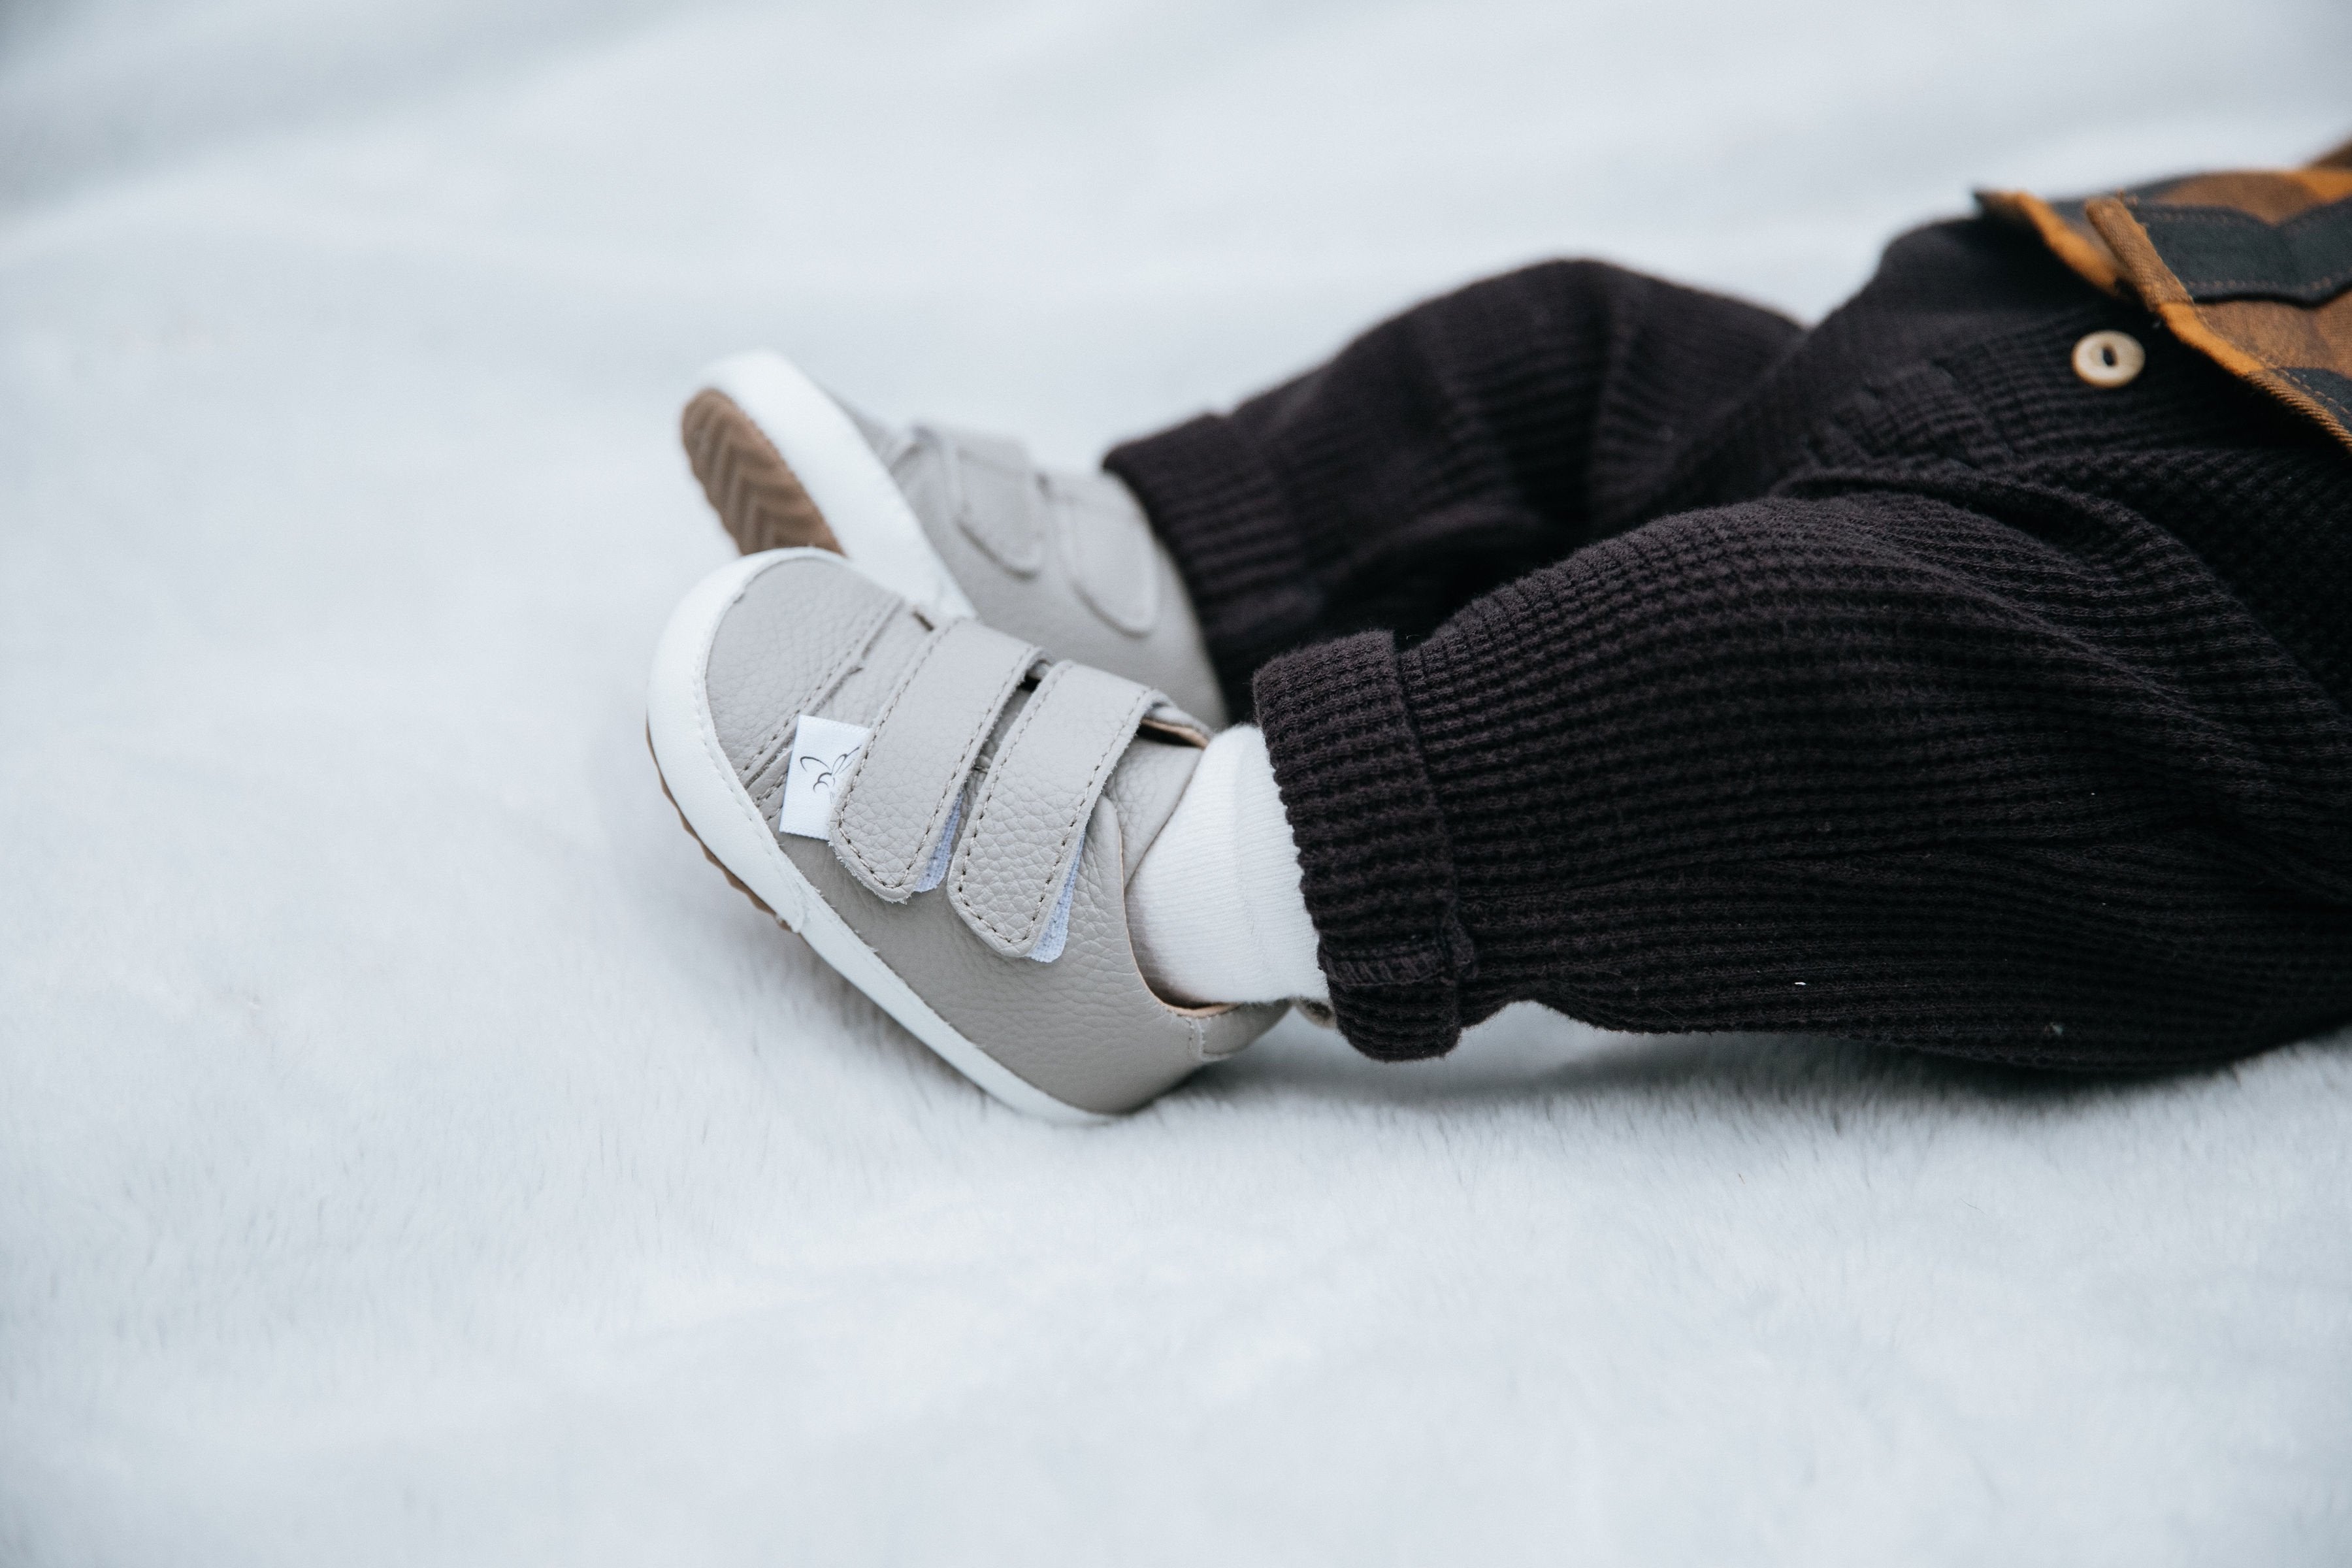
[680,388,845,557]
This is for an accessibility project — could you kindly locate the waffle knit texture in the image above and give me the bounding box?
[1125,725,1326,1007]
[1105,221,2352,1066]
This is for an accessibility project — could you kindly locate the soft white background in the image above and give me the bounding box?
[4,1,2350,1562]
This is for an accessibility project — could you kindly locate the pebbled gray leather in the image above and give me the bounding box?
[707,551,1284,1113]
[1100,731,1201,883]
[859,412,1230,726]
[949,660,1159,958]
[706,556,900,785]
[785,794,1282,1111]
[829,617,1039,904]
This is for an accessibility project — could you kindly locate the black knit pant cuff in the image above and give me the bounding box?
[1252,630,1478,1061]
[1103,414,1322,719]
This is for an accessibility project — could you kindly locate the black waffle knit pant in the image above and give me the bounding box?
[1104,234,2352,1069]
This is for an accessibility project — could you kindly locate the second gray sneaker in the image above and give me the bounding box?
[682,350,1228,726]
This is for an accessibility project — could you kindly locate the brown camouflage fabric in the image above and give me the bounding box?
[1978,136,2352,453]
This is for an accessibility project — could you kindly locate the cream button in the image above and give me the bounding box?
[2073,329,2145,388]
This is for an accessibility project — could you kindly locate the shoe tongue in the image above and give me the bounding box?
[960,669,1198,889]
[1099,732,1202,885]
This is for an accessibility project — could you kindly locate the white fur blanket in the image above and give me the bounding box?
[5,1,2349,1561]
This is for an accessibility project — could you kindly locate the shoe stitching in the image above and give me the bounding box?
[951,662,1076,946]
[833,625,968,890]
[740,593,898,792]
[951,666,1154,950]
[834,622,1033,893]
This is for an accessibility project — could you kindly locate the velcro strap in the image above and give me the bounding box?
[921,425,1046,576]
[949,661,1159,958]
[829,619,1041,902]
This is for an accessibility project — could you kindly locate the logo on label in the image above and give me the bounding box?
[796,746,855,802]
[776,714,873,841]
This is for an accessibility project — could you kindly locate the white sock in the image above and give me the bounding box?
[1127,725,1328,1007]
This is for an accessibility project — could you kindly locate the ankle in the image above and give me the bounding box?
[1127,726,1326,1007]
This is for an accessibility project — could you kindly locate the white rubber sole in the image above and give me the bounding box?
[647,549,1108,1125]
[696,351,978,625]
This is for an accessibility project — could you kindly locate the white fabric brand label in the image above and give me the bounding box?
[776,714,871,841]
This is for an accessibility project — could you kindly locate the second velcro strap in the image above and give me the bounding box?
[829,618,1041,903]
[949,661,1160,958]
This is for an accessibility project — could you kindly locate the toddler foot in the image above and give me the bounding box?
[647,547,1282,1119]
[1126,725,1327,1008]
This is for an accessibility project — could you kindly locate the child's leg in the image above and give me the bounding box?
[1136,489,2352,1068]
[1107,259,1801,715]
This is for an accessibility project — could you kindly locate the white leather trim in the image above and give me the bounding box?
[647,549,1109,1124]
[696,351,979,625]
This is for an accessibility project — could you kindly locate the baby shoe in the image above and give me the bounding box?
[647,547,1284,1120]
[681,350,1227,725]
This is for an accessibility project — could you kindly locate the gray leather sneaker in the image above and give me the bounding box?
[681,350,1228,726]
[647,547,1283,1120]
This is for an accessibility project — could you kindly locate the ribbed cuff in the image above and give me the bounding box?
[1103,414,1322,719]
[1252,630,1477,1061]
